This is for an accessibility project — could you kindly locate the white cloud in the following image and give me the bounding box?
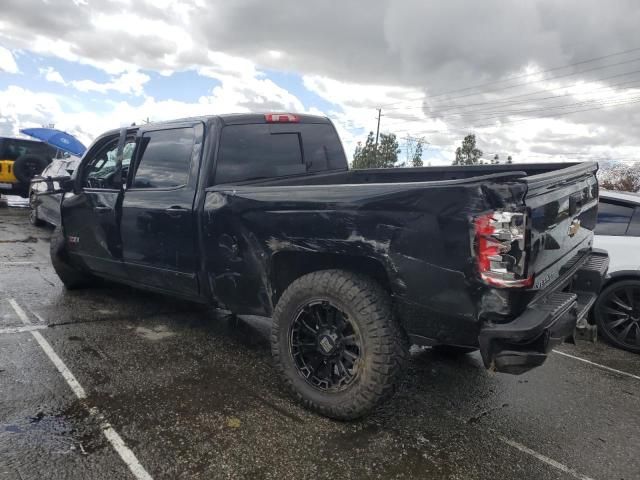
[40,67,66,84]
[0,0,639,164]
[70,71,151,96]
[303,75,445,159]
[0,45,19,73]
[0,67,308,147]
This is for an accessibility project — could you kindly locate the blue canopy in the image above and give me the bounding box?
[19,128,86,156]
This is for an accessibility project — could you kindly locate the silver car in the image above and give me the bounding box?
[29,157,80,227]
[593,190,640,353]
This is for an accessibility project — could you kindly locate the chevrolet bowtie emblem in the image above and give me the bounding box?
[568,219,581,237]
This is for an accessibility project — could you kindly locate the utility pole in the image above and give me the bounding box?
[374,108,382,151]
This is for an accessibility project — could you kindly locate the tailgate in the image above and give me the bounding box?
[524,162,599,289]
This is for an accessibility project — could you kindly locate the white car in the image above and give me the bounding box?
[593,190,640,353]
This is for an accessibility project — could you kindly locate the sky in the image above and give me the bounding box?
[0,0,640,166]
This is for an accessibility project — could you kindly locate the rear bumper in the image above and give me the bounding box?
[478,249,609,374]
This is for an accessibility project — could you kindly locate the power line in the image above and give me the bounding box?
[380,47,640,108]
[375,75,640,134]
[474,96,640,128]
[436,79,640,115]
[445,93,640,120]
[435,54,640,104]
[388,69,640,112]
[376,94,640,137]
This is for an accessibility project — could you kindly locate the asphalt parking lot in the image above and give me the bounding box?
[1,207,639,480]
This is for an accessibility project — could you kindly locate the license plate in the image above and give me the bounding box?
[0,182,13,189]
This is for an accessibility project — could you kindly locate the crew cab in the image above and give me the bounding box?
[41,113,608,419]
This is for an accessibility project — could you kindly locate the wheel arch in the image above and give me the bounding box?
[604,270,640,288]
[270,251,394,305]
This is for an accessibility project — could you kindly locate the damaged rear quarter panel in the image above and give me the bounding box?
[201,179,527,344]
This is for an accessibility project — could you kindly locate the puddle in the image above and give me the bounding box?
[135,325,176,341]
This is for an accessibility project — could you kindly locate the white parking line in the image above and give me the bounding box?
[552,349,640,381]
[0,324,47,335]
[8,299,153,480]
[29,330,88,399]
[7,298,30,325]
[498,436,596,480]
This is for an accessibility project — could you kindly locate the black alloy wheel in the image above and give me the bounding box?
[594,280,640,353]
[289,300,363,392]
[271,269,408,420]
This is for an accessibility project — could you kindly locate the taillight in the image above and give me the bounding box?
[474,211,532,288]
[265,113,299,123]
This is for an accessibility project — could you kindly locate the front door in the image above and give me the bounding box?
[62,131,136,278]
[121,123,202,296]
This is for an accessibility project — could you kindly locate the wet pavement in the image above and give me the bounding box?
[1,207,639,480]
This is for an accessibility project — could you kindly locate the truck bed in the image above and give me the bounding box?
[204,161,599,340]
[243,162,584,187]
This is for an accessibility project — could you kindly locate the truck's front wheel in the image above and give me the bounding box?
[271,269,408,420]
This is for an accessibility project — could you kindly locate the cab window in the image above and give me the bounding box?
[82,136,136,189]
[130,128,195,189]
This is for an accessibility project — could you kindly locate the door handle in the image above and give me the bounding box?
[164,206,188,217]
[93,206,112,213]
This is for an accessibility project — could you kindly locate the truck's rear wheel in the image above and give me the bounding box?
[271,269,408,420]
[50,227,96,289]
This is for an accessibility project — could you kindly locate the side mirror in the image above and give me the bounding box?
[31,175,74,195]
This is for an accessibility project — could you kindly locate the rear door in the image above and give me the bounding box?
[524,163,600,289]
[62,131,136,278]
[121,122,203,296]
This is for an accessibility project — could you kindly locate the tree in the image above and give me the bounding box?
[352,132,378,169]
[599,162,640,192]
[378,133,400,167]
[492,154,500,164]
[412,139,424,167]
[453,134,483,165]
[353,132,401,169]
[507,155,513,164]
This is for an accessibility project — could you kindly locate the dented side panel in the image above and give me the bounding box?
[201,179,527,344]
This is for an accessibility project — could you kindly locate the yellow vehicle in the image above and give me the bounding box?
[0,137,56,197]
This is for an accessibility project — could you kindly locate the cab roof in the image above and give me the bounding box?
[98,113,331,139]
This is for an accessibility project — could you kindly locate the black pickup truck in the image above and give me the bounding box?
[44,113,608,419]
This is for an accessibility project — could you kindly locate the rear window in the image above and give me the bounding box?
[215,123,346,184]
[596,200,634,236]
[216,124,303,184]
